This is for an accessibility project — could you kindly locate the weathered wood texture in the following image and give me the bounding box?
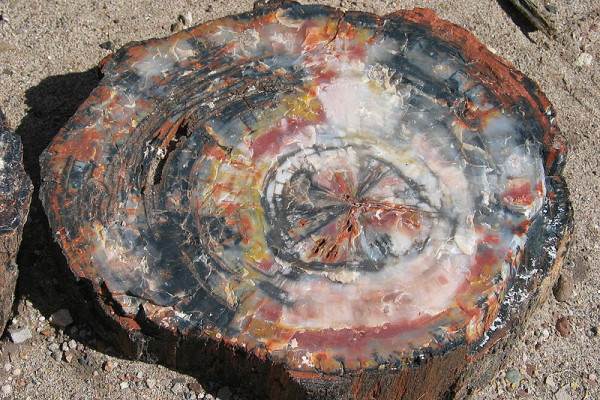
[0,108,33,335]
[40,3,572,399]
[507,0,557,38]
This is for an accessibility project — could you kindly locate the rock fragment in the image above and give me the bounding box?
[574,52,593,67]
[0,108,33,336]
[556,316,571,337]
[553,273,574,302]
[49,308,73,328]
[8,326,32,344]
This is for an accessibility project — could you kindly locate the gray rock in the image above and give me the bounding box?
[554,385,571,400]
[506,368,522,384]
[574,52,593,67]
[8,326,32,343]
[49,309,73,328]
[217,386,233,400]
[171,382,185,395]
[553,274,574,302]
[1,385,11,395]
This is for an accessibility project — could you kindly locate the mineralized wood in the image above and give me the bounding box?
[40,3,572,399]
[0,108,33,335]
[507,0,557,38]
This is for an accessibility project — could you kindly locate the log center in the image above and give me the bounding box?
[263,146,435,275]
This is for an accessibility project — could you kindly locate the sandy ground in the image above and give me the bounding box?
[0,0,599,399]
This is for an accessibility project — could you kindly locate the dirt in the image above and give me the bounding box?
[0,0,598,399]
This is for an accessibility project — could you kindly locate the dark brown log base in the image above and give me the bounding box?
[0,108,33,335]
[40,3,573,399]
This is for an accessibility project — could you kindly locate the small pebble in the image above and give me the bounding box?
[171,22,183,32]
[119,381,129,390]
[574,52,593,67]
[145,378,156,389]
[553,274,574,302]
[556,316,570,337]
[525,363,535,377]
[506,368,522,384]
[12,368,21,376]
[48,343,60,352]
[554,385,571,400]
[3,363,11,372]
[64,351,74,363]
[49,309,73,328]
[103,360,115,372]
[189,382,204,393]
[99,40,115,51]
[178,11,192,26]
[68,339,77,349]
[51,351,62,361]
[8,326,32,344]
[61,342,69,351]
[217,386,233,400]
[1,385,12,395]
[78,358,88,366]
[545,375,557,388]
[171,382,185,394]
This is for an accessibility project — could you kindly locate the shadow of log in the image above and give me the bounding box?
[14,69,309,400]
[16,68,101,321]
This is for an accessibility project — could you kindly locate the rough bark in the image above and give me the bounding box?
[40,3,572,399]
[506,0,557,38]
[0,108,33,335]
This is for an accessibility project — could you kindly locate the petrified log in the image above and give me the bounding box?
[40,3,572,399]
[0,108,33,335]
[506,0,557,38]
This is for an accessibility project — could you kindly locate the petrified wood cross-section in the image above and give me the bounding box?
[40,3,572,399]
[0,107,32,335]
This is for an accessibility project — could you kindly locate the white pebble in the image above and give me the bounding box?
[1,385,12,395]
[120,381,129,390]
[574,52,593,67]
